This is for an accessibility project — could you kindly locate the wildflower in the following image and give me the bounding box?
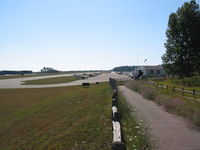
[135,126,140,129]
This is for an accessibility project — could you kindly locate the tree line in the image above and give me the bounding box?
[40,67,60,73]
[112,66,136,72]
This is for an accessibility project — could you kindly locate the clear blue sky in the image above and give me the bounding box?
[0,0,192,71]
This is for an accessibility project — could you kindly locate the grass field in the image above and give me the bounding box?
[0,83,112,150]
[22,76,79,85]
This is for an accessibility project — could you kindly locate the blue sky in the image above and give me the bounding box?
[0,0,192,71]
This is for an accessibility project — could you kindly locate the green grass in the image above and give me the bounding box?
[0,83,112,150]
[125,80,200,126]
[151,76,200,93]
[22,76,79,85]
[118,91,153,150]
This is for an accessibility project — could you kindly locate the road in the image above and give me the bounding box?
[0,73,127,89]
[119,86,200,150]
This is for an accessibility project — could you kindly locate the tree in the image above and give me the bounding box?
[112,66,136,72]
[40,67,59,73]
[162,0,200,77]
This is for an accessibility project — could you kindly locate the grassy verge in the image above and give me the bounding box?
[125,80,200,127]
[118,91,153,150]
[22,76,79,85]
[0,83,112,150]
[150,76,200,93]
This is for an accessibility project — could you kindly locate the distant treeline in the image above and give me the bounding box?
[39,67,107,73]
[112,66,136,72]
[40,67,59,73]
[0,70,32,75]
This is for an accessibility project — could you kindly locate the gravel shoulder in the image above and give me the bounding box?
[119,86,200,150]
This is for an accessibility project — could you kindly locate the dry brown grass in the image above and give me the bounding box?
[125,81,157,100]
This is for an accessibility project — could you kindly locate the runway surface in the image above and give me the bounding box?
[0,73,127,89]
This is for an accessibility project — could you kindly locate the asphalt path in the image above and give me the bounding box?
[0,73,127,89]
[119,86,200,150]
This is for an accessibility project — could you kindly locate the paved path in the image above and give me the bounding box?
[119,86,200,150]
[0,73,127,89]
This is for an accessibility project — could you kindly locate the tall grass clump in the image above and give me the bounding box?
[155,95,184,114]
[125,81,142,92]
[125,81,157,100]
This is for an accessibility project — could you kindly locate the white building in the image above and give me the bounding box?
[131,65,165,78]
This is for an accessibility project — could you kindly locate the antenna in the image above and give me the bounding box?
[137,53,139,66]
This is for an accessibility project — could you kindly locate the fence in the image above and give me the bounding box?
[109,78,125,150]
[110,78,118,91]
[147,80,200,101]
